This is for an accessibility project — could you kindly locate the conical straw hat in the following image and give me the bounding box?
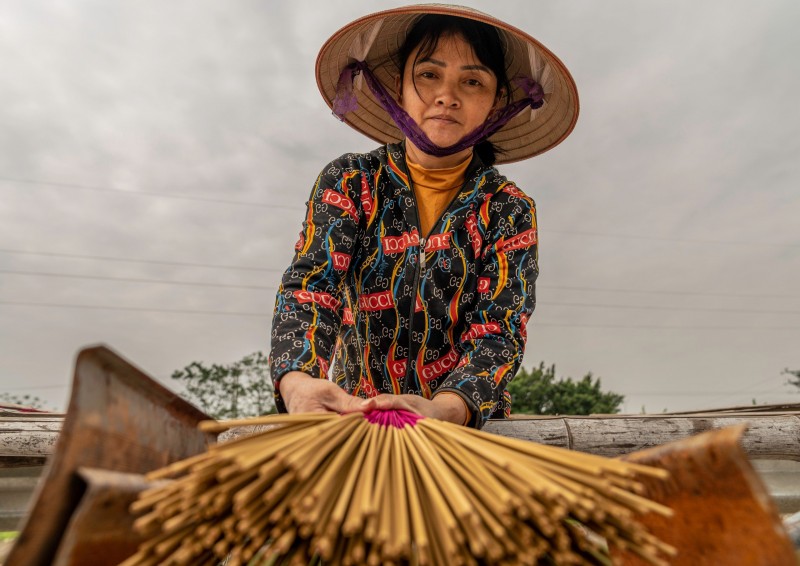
[316,4,579,164]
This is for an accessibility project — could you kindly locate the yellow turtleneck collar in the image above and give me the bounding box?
[406,153,472,235]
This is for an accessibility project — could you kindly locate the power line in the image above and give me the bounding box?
[0,247,281,272]
[622,390,795,397]
[0,175,305,211]
[1,301,799,329]
[711,374,793,406]
[0,267,797,314]
[538,284,797,300]
[546,228,800,248]
[543,301,800,315]
[0,300,271,317]
[0,381,794,399]
[0,268,281,290]
[532,322,800,330]
[3,176,798,249]
[625,379,792,398]
[0,383,794,397]
[0,248,796,300]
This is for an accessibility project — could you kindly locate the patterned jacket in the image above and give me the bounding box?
[270,143,538,428]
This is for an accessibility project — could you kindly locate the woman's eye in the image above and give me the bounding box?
[418,71,436,79]
[465,79,483,87]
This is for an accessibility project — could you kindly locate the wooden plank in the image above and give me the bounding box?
[0,417,63,425]
[481,416,569,445]
[0,419,61,459]
[2,413,800,542]
[53,468,156,566]
[5,345,214,566]
[0,467,41,531]
[3,411,800,466]
[483,415,800,460]
[611,427,796,566]
[4,412,800,461]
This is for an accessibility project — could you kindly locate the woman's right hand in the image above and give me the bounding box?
[279,371,373,414]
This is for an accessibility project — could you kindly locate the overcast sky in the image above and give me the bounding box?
[0,0,797,414]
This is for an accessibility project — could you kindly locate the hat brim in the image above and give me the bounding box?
[315,5,579,164]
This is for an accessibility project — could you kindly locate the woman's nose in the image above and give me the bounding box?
[434,83,460,108]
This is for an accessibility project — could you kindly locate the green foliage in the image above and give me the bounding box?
[0,392,50,410]
[171,351,276,420]
[0,531,18,541]
[508,362,624,416]
[784,368,800,390]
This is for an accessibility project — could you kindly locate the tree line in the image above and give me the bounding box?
[5,358,798,417]
[170,353,625,418]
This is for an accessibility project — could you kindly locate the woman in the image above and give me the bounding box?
[270,5,578,428]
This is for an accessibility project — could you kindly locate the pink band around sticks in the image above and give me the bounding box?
[363,409,423,428]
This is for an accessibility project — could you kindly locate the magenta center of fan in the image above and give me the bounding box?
[364,409,422,428]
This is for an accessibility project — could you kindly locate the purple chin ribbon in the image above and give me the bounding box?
[332,60,544,157]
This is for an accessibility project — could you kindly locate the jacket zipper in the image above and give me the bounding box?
[402,175,473,394]
[402,183,423,394]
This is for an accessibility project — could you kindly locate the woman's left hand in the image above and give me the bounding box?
[369,392,468,426]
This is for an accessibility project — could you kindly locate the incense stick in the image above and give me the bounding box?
[128,410,672,565]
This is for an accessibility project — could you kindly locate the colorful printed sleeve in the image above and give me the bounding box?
[435,185,539,428]
[269,157,361,412]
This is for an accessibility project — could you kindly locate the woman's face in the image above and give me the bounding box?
[399,33,500,151]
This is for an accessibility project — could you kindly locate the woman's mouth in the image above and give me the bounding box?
[428,114,459,124]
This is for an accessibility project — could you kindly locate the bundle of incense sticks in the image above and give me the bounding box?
[124,410,676,566]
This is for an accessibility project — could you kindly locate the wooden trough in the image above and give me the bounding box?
[1,345,800,564]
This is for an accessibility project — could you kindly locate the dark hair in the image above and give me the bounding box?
[395,14,511,166]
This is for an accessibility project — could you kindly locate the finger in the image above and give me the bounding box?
[361,397,378,411]
[371,395,418,414]
[330,392,372,414]
[287,402,331,414]
[325,384,372,413]
[369,395,397,410]
[288,393,337,414]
